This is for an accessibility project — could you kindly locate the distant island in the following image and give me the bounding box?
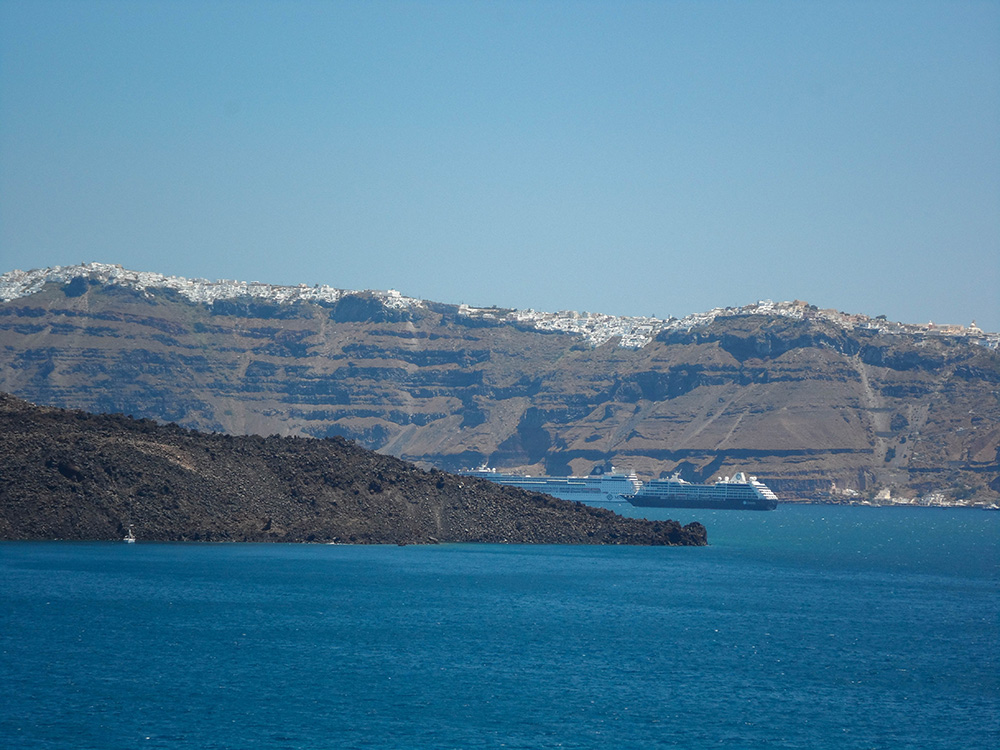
[0,393,707,546]
[1,262,997,507]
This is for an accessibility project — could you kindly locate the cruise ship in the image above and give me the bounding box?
[459,465,641,504]
[626,472,778,510]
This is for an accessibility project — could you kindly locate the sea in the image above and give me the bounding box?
[1,504,997,750]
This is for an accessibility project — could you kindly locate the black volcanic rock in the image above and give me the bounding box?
[0,394,706,546]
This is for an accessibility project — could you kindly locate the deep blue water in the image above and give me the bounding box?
[1,504,997,749]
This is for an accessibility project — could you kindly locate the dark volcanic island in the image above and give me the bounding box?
[0,394,706,545]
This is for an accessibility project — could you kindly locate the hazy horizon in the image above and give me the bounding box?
[2,2,997,330]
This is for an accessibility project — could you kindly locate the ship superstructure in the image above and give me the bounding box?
[460,465,641,504]
[627,471,778,510]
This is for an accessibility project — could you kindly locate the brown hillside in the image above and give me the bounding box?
[1,273,997,504]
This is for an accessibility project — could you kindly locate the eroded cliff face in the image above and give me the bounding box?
[1,271,997,504]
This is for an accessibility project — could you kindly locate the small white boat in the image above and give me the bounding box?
[124,526,136,543]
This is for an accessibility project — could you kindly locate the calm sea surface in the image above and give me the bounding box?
[2,504,997,749]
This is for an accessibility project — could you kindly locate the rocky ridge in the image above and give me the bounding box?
[0,393,706,545]
[4,263,996,350]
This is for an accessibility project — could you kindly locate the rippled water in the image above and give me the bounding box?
[1,504,997,749]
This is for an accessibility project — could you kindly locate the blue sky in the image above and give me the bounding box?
[2,1,998,330]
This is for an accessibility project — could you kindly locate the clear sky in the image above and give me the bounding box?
[2,1,998,330]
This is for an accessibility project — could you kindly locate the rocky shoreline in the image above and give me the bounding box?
[0,394,706,546]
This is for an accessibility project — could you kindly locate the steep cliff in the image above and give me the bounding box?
[1,264,997,505]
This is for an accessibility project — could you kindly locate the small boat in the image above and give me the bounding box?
[123,526,136,543]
